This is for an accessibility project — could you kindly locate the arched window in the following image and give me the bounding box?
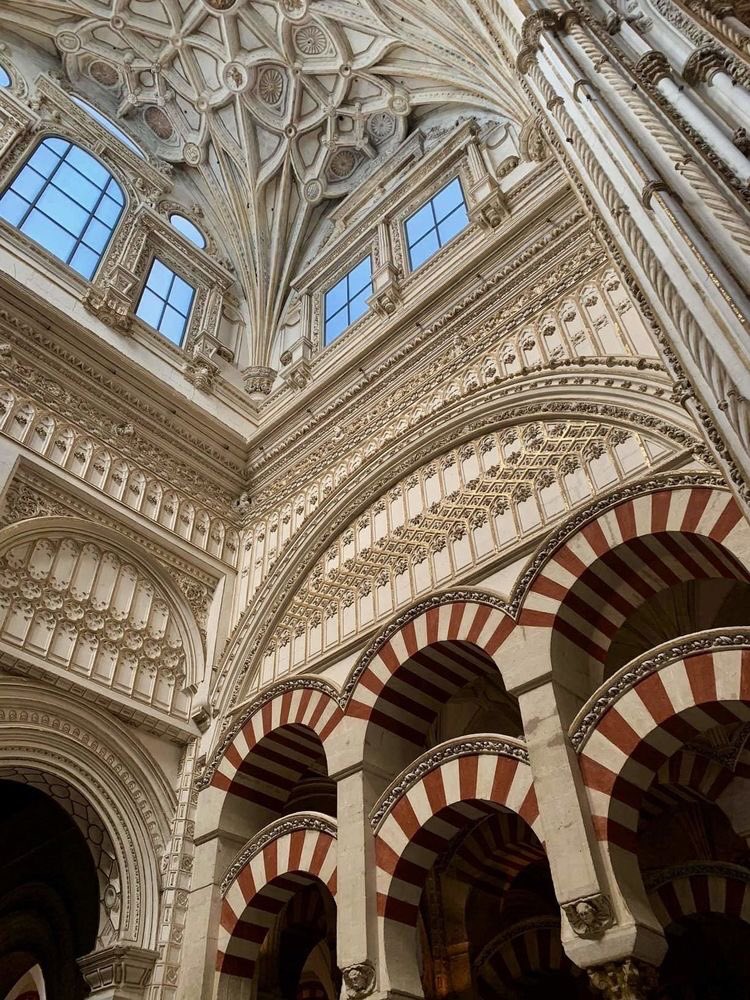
[169,213,206,249]
[0,66,11,89]
[0,137,125,279]
[70,96,144,158]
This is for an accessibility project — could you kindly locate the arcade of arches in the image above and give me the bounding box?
[1,1,750,999]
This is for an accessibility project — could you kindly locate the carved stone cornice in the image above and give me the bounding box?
[644,860,750,891]
[369,735,528,832]
[220,812,337,894]
[570,628,750,751]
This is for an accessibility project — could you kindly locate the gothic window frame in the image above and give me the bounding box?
[0,128,131,285]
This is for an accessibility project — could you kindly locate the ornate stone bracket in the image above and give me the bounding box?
[340,961,376,999]
[242,365,277,399]
[368,262,403,318]
[79,945,159,996]
[563,892,615,938]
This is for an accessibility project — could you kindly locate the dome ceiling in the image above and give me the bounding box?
[0,0,528,366]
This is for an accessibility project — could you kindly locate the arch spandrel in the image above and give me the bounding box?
[0,517,205,724]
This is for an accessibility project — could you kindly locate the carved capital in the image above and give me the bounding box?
[588,958,659,999]
[563,892,615,938]
[340,961,376,999]
[242,364,276,397]
[79,945,159,993]
[682,46,725,84]
[635,50,672,85]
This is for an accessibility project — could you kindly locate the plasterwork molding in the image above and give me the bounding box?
[220,812,337,895]
[570,627,750,751]
[369,735,529,833]
[0,303,243,504]
[0,676,174,950]
[258,415,693,679]
[214,390,706,715]
[0,514,206,723]
[643,861,750,891]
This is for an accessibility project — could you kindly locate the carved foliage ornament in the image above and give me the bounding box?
[587,958,659,999]
[340,961,376,999]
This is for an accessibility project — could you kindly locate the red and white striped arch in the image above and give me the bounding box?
[520,486,748,637]
[208,681,342,805]
[649,873,750,928]
[643,749,734,819]
[217,824,337,980]
[576,644,750,869]
[373,741,540,928]
[344,599,514,745]
[475,918,567,995]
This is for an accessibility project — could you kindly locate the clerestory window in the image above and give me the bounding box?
[169,213,206,249]
[0,136,125,278]
[404,177,469,271]
[135,258,195,346]
[324,255,373,344]
[70,96,145,158]
[0,66,10,88]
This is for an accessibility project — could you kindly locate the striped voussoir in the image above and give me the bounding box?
[210,682,342,805]
[649,873,750,927]
[346,600,514,745]
[446,811,545,893]
[374,743,539,927]
[521,488,747,656]
[217,825,337,979]
[640,749,733,820]
[475,918,566,994]
[578,644,750,857]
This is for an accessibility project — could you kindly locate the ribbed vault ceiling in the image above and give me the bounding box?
[0,0,528,363]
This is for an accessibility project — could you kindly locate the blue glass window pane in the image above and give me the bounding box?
[12,167,46,204]
[136,288,165,328]
[325,309,348,343]
[437,206,469,245]
[46,138,70,157]
[82,217,112,253]
[107,179,125,205]
[0,190,29,226]
[70,244,100,279]
[432,178,464,222]
[160,306,187,345]
[170,214,206,249]
[37,187,90,235]
[22,211,76,260]
[405,177,469,271]
[348,257,372,295]
[349,286,372,324]
[53,162,101,211]
[136,258,195,345]
[147,259,173,297]
[0,66,11,88]
[28,145,61,177]
[168,275,194,315]
[325,277,348,319]
[95,195,122,226]
[405,203,433,244]
[323,255,373,345]
[66,145,110,188]
[0,137,124,276]
[409,230,440,270]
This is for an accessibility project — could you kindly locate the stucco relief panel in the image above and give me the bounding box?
[254,417,683,687]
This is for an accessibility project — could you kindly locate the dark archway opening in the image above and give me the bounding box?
[0,780,99,1000]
